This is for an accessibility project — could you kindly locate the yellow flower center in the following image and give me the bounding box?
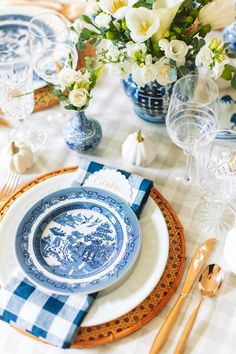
[112,0,127,11]
[140,21,149,34]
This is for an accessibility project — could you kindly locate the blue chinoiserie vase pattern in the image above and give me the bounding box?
[223,18,236,53]
[122,75,174,124]
[63,110,102,153]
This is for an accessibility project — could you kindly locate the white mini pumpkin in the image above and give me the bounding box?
[122,130,157,167]
[5,141,33,174]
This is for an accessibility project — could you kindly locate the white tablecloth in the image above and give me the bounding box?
[0,72,235,354]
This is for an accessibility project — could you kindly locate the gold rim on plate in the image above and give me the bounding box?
[0,167,186,348]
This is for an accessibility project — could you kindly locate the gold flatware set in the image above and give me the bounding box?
[0,170,20,204]
[150,238,223,354]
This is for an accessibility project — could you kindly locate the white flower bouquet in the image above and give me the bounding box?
[71,0,236,88]
[54,62,103,111]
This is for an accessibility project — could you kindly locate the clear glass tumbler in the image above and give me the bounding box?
[194,131,236,203]
[193,130,236,235]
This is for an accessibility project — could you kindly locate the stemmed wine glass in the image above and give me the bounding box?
[166,74,219,183]
[0,50,47,150]
[28,13,78,85]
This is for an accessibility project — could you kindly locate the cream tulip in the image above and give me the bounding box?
[199,0,235,30]
[126,7,161,43]
[99,0,138,19]
[152,0,184,41]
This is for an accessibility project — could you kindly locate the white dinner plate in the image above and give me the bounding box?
[0,173,169,326]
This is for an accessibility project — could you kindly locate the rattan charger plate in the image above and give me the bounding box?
[0,167,186,348]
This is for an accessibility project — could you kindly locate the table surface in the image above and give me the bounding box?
[0,7,236,351]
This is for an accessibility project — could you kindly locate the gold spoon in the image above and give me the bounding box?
[174,264,224,354]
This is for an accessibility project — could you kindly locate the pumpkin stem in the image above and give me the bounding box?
[10,141,19,155]
[136,130,144,143]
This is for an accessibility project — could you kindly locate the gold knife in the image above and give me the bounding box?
[149,238,217,354]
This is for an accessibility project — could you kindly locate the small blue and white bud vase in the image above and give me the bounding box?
[63,110,102,153]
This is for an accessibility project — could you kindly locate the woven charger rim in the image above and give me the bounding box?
[0,167,186,348]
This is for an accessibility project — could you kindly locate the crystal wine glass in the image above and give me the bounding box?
[0,50,47,150]
[166,74,219,183]
[28,13,78,85]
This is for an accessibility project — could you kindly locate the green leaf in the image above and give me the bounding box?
[64,104,77,110]
[221,66,232,80]
[227,53,236,59]
[226,64,236,73]
[177,66,191,77]
[81,15,94,26]
[90,65,104,89]
[231,74,236,89]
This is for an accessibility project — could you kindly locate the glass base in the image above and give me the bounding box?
[193,201,236,238]
[10,126,47,151]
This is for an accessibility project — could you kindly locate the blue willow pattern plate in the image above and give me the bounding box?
[15,187,141,295]
[0,11,53,89]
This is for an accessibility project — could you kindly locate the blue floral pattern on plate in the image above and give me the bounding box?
[0,13,53,89]
[15,187,141,295]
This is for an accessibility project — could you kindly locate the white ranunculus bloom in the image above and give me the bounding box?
[199,0,235,30]
[152,0,184,41]
[126,41,147,57]
[100,0,138,19]
[57,67,80,88]
[195,45,213,68]
[156,57,177,86]
[132,55,157,86]
[126,7,161,43]
[162,40,189,66]
[94,12,112,28]
[69,88,89,108]
[158,38,169,51]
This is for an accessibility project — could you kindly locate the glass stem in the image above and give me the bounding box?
[184,152,192,182]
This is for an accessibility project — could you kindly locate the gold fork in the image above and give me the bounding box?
[0,170,20,203]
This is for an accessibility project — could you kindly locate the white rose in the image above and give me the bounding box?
[126,41,147,57]
[163,40,189,67]
[57,67,80,88]
[195,45,213,68]
[69,88,89,108]
[94,13,112,28]
[156,57,177,86]
[132,55,157,86]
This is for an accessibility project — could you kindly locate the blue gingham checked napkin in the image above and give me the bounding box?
[0,160,153,349]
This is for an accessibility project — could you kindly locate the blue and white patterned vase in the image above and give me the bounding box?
[223,19,236,53]
[122,76,174,124]
[63,110,102,153]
